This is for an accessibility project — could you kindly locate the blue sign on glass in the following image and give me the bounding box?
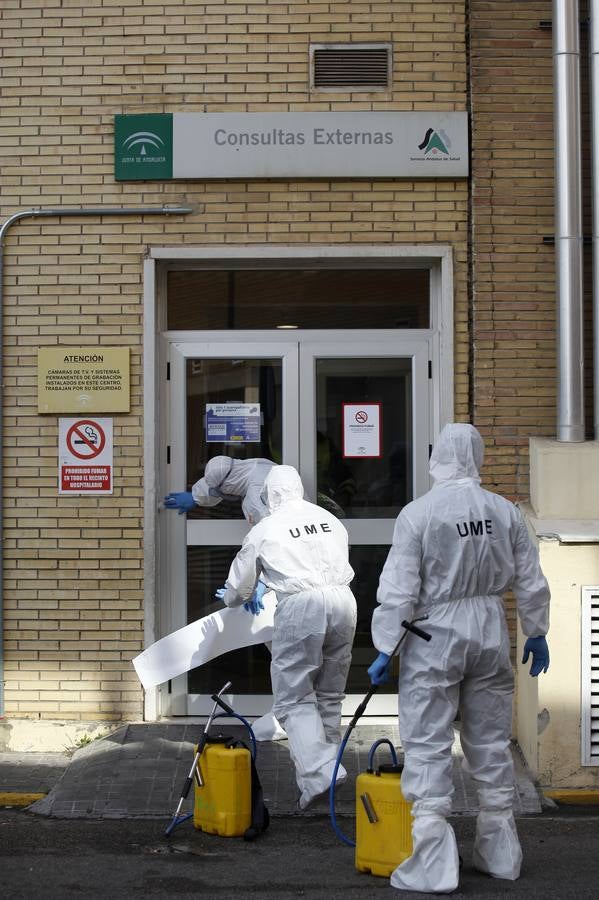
[206,403,261,443]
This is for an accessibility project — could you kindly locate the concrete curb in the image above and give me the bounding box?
[0,792,46,807]
[544,790,599,805]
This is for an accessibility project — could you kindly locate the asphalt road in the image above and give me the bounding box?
[2,807,599,899]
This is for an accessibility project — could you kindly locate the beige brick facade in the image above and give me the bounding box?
[5,0,554,722]
[470,2,557,497]
[470,1,557,644]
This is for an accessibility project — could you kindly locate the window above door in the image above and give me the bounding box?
[166,267,430,330]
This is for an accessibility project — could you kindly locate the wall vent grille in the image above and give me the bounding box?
[311,44,391,91]
[581,587,599,765]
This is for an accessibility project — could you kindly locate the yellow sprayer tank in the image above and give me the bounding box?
[193,739,251,837]
[355,765,413,877]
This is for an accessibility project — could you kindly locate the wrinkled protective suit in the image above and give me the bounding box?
[223,465,357,808]
[193,455,286,740]
[192,456,276,525]
[372,424,550,893]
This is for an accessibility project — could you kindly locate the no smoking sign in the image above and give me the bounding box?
[59,417,113,494]
[342,402,382,459]
[66,420,106,459]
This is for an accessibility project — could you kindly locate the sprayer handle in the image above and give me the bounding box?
[348,686,377,728]
[211,693,235,715]
[401,619,432,642]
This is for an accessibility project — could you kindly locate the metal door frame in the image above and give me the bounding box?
[164,338,299,716]
[143,244,455,720]
[161,331,432,716]
[299,336,430,714]
[299,338,430,544]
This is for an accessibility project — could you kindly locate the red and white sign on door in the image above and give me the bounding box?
[342,402,382,458]
[58,417,113,494]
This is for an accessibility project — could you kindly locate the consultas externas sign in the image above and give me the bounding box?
[114,112,468,180]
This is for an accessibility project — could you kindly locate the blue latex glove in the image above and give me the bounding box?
[368,652,391,685]
[164,491,196,514]
[522,635,549,676]
[214,586,227,603]
[244,581,268,616]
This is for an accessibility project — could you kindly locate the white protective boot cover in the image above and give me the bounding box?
[250,710,287,742]
[269,585,355,807]
[298,763,346,810]
[251,642,287,742]
[472,788,522,880]
[280,701,347,808]
[390,798,460,894]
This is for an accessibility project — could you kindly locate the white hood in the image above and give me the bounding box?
[192,456,276,523]
[203,455,236,491]
[191,455,236,507]
[429,423,484,484]
[263,465,304,513]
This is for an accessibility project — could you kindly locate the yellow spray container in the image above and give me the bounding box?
[330,620,430,872]
[193,737,252,837]
[355,748,413,877]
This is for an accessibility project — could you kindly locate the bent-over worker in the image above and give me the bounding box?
[165,455,276,525]
[165,455,285,740]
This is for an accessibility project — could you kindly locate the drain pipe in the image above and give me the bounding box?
[591,2,599,439]
[0,204,193,719]
[554,0,585,442]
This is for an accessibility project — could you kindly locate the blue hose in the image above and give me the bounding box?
[367,738,398,770]
[164,811,193,836]
[329,737,400,848]
[213,711,257,760]
[329,727,355,847]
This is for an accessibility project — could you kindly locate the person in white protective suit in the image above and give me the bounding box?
[220,465,358,810]
[369,423,550,894]
[164,455,286,741]
[165,455,276,525]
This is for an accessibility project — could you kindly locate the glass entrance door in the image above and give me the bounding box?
[163,333,429,716]
[300,341,429,714]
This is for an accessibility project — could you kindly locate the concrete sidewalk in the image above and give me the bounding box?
[0,750,71,807]
[0,722,543,820]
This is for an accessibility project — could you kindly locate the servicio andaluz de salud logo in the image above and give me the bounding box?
[410,126,459,163]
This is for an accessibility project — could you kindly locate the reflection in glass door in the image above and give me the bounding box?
[314,357,413,518]
[300,341,429,711]
[164,335,429,716]
[165,340,298,715]
[186,356,281,700]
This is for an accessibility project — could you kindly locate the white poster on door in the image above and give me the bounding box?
[342,403,382,458]
[206,402,261,443]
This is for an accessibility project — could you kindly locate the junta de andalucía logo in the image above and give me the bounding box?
[122,130,166,160]
[114,114,173,181]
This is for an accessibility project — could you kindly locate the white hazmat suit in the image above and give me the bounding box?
[222,465,357,809]
[192,456,276,526]
[371,424,550,893]
[193,455,286,740]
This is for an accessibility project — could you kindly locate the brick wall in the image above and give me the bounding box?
[470,1,567,652]
[1,1,468,720]
[470,2,556,499]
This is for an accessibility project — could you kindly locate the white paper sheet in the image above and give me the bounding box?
[132,593,276,690]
